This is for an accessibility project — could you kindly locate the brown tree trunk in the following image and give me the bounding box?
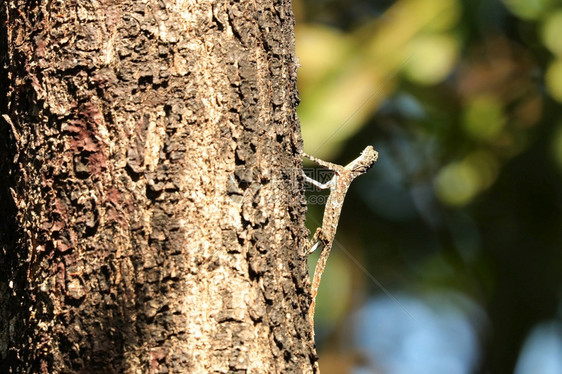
[0,0,317,372]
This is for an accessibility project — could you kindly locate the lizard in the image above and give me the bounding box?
[302,145,378,327]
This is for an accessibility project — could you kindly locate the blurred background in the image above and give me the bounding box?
[296,0,562,373]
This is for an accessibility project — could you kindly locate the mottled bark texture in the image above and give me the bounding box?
[0,0,317,372]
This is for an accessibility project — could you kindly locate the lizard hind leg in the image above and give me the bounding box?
[307,227,323,254]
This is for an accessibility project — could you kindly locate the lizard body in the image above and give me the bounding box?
[303,146,378,327]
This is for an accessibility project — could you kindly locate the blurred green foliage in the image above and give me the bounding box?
[296,0,562,372]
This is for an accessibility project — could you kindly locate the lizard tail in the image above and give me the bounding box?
[309,242,329,328]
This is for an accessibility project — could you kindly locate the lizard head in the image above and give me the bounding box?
[348,145,378,174]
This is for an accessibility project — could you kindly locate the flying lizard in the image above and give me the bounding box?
[303,145,378,327]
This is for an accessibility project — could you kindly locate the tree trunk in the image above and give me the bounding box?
[0,0,317,372]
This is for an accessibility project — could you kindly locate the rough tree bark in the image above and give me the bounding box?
[0,0,317,372]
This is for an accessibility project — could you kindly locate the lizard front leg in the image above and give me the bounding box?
[303,174,334,191]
